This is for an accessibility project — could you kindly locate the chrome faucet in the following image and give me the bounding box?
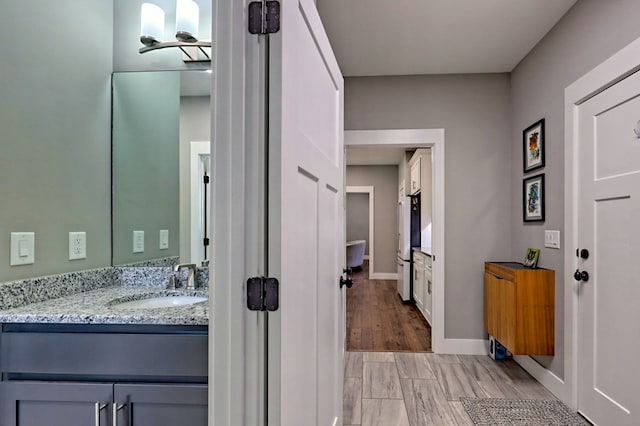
[173,263,198,289]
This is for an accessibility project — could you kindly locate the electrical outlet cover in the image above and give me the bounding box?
[69,232,87,260]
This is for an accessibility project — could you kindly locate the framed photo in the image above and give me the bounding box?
[523,118,545,173]
[523,174,545,222]
[524,248,540,268]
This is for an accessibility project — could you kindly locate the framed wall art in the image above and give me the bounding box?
[523,118,545,173]
[523,247,540,268]
[523,173,545,222]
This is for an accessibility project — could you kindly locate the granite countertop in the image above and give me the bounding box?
[413,246,432,257]
[0,285,208,326]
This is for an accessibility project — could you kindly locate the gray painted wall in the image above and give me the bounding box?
[113,0,211,72]
[346,166,398,274]
[509,0,640,379]
[0,0,113,281]
[179,96,211,262]
[112,72,180,265]
[345,74,512,339]
[346,193,370,256]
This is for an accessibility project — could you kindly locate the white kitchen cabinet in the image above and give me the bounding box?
[412,250,432,326]
[423,255,432,326]
[409,156,421,195]
[413,254,424,312]
[413,251,425,312]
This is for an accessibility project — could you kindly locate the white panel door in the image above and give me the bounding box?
[577,70,640,425]
[268,0,345,424]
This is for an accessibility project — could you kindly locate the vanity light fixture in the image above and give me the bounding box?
[139,0,211,63]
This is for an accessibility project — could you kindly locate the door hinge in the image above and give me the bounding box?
[203,237,210,246]
[248,1,280,35]
[247,277,279,311]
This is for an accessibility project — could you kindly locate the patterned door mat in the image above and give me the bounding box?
[460,398,592,426]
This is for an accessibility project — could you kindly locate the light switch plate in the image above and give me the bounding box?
[11,232,35,266]
[159,229,169,250]
[69,232,86,260]
[133,230,145,253]
[545,230,561,249]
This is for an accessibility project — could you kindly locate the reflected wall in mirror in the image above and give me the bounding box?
[112,70,210,266]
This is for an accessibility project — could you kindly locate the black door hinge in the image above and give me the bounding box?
[248,1,280,35]
[247,277,279,311]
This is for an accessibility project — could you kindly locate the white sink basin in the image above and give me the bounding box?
[112,295,208,310]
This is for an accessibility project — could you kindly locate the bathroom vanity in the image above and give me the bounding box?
[0,282,208,426]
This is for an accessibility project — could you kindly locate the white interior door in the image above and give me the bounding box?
[577,69,640,425]
[267,0,345,424]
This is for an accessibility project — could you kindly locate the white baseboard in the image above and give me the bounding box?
[363,255,370,260]
[436,338,489,355]
[369,272,398,280]
[513,355,567,401]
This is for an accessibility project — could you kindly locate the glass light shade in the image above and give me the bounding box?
[176,0,199,42]
[140,3,165,46]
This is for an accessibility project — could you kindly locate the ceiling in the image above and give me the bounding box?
[317,0,577,77]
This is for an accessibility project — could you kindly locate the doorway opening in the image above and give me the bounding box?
[346,186,374,277]
[344,129,444,354]
[190,141,211,265]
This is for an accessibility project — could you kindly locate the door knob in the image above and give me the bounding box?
[343,267,353,275]
[573,269,589,282]
[340,276,354,289]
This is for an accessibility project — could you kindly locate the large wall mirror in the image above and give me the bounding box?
[112,70,211,267]
[0,0,212,283]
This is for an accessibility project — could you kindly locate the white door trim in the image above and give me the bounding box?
[564,35,640,409]
[346,186,377,278]
[345,128,454,353]
[210,0,265,423]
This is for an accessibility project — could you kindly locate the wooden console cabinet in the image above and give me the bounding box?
[484,262,554,355]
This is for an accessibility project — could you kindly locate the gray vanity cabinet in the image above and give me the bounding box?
[0,382,207,426]
[114,384,207,425]
[0,324,208,426]
[0,382,113,426]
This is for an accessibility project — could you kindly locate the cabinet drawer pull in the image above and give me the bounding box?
[113,403,126,426]
[95,402,108,426]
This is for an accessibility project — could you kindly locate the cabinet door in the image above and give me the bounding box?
[410,159,421,195]
[413,265,424,309]
[114,384,207,426]
[0,382,113,426]
[484,272,516,351]
[423,264,432,325]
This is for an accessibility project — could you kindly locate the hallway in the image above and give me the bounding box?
[344,263,559,425]
[346,262,431,352]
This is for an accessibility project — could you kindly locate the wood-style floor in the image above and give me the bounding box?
[343,351,558,425]
[346,262,432,352]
